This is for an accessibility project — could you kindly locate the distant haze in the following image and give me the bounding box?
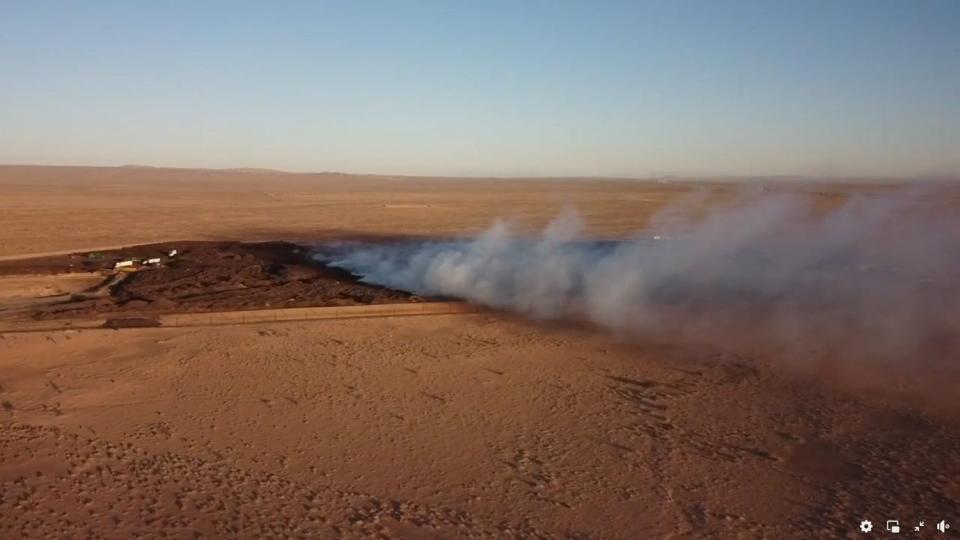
[2,2,958,178]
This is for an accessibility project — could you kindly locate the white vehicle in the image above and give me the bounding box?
[113,260,135,270]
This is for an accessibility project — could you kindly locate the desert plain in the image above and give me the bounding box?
[1,165,958,539]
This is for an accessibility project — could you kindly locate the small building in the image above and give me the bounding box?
[168,249,178,257]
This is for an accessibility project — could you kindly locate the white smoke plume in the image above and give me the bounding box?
[315,187,960,365]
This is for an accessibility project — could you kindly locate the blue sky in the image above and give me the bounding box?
[1,1,957,177]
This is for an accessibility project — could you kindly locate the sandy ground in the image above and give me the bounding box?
[2,318,957,539]
[0,165,698,258]
[0,273,102,301]
[1,166,958,538]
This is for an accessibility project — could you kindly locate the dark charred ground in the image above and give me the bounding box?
[0,241,419,320]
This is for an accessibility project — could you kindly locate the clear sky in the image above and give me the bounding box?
[1,1,958,178]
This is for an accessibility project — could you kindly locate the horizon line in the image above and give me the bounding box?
[0,162,957,184]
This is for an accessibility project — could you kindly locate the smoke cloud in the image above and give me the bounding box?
[315,187,960,366]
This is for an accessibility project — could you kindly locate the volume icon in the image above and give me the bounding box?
[936,520,950,533]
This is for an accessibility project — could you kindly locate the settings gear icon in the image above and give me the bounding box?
[859,519,873,533]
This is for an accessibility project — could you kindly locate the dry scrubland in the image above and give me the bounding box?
[0,165,700,259]
[1,166,959,538]
[4,315,957,539]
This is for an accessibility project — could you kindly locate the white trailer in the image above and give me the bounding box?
[114,260,135,270]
